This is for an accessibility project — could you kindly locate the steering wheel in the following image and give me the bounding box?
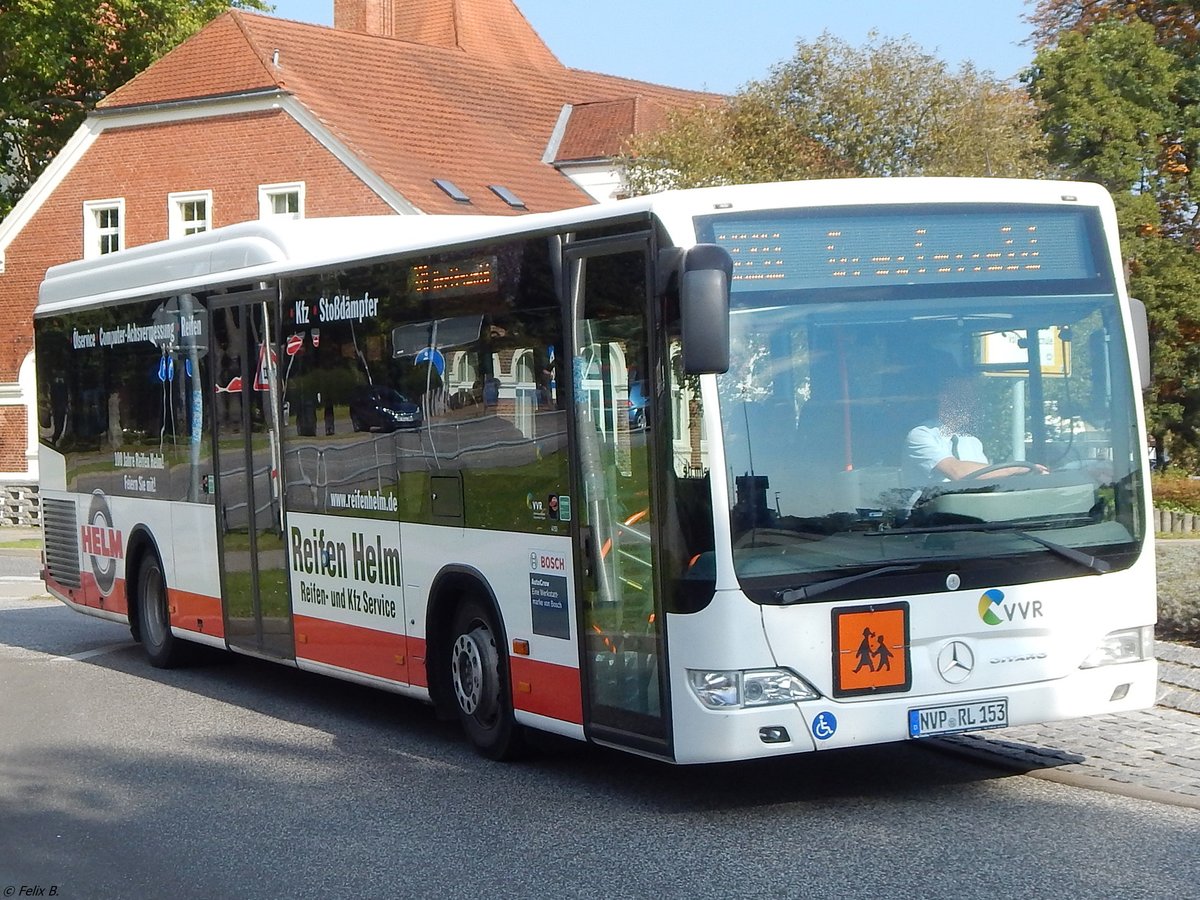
[960,461,1043,480]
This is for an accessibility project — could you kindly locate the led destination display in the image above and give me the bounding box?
[697,205,1105,294]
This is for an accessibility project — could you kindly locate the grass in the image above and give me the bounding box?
[0,538,40,550]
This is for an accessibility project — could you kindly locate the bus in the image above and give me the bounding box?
[34,178,1157,764]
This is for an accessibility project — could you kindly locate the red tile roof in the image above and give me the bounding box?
[555,97,676,163]
[98,5,717,216]
[100,12,284,105]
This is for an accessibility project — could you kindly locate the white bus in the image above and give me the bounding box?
[35,179,1157,763]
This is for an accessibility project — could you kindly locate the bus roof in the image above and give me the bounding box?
[36,178,1114,315]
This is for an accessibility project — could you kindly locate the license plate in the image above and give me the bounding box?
[908,698,1008,738]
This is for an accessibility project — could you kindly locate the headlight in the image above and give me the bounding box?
[1079,626,1154,669]
[687,668,820,709]
[743,670,819,707]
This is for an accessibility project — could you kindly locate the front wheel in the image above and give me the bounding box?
[136,552,190,668]
[448,598,522,760]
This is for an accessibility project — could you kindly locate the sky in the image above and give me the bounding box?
[265,0,1037,94]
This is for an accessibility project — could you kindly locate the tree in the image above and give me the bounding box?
[1028,0,1200,55]
[620,93,848,196]
[621,32,1047,194]
[1028,19,1199,239]
[1027,7,1200,467]
[1125,233,1200,469]
[0,0,269,219]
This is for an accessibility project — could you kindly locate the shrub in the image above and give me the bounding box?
[1150,471,1200,514]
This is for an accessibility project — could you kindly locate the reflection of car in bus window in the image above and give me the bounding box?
[349,385,422,432]
[628,380,649,430]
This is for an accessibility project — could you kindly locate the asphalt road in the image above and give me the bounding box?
[2,592,1198,899]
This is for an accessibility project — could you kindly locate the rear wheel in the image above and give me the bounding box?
[448,598,522,759]
[136,553,189,668]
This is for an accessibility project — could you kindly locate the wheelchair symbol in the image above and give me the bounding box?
[812,711,837,741]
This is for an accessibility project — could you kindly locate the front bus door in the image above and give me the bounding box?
[209,291,294,659]
[568,238,669,754]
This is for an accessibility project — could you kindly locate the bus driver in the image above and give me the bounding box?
[903,353,1047,484]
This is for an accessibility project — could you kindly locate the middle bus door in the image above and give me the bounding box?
[209,291,295,660]
[567,238,670,755]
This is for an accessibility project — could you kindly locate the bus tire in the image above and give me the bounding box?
[448,597,523,760]
[136,552,188,669]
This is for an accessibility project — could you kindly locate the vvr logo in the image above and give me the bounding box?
[978,589,1044,626]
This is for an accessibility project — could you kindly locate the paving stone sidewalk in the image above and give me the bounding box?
[939,640,1200,807]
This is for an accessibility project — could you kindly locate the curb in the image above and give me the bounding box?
[924,735,1200,810]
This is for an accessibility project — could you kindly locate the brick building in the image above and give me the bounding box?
[0,0,712,519]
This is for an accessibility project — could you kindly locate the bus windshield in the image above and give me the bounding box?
[695,204,1146,601]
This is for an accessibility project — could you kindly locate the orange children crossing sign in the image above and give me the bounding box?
[832,602,911,698]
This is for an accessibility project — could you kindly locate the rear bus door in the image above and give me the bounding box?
[209,290,294,659]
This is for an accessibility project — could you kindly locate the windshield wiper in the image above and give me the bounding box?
[875,521,1111,575]
[1005,529,1111,574]
[776,564,921,605]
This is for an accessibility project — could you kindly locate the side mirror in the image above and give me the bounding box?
[680,244,733,375]
[1129,297,1151,390]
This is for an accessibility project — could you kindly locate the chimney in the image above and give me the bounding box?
[334,0,394,36]
[332,0,562,69]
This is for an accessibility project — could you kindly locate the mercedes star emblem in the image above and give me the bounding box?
[937,640,975,684]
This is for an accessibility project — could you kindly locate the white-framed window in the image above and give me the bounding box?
[83,199,125,258]
[258,182,305,220]
[168,190,212,239]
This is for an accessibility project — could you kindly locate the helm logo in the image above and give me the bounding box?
[82,491,123,596]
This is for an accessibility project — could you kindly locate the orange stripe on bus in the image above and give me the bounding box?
[293,614,413,684]
[508,656,583,724]
[168,588,224,638]
[49,571,130,617]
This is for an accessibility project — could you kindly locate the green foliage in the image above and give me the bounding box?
[0,0,270,219]
[1028,2,1200,246]
[1124,233,1200,469]
[1028,21,1181,208]
[621,31,1047,193]
[766,32,1046,178]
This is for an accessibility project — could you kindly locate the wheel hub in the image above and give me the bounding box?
[451,625,499,723]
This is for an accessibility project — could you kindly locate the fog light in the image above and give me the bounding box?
[759,726,791,744]
[1110,683,1130,702]
[687,670,740,708]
